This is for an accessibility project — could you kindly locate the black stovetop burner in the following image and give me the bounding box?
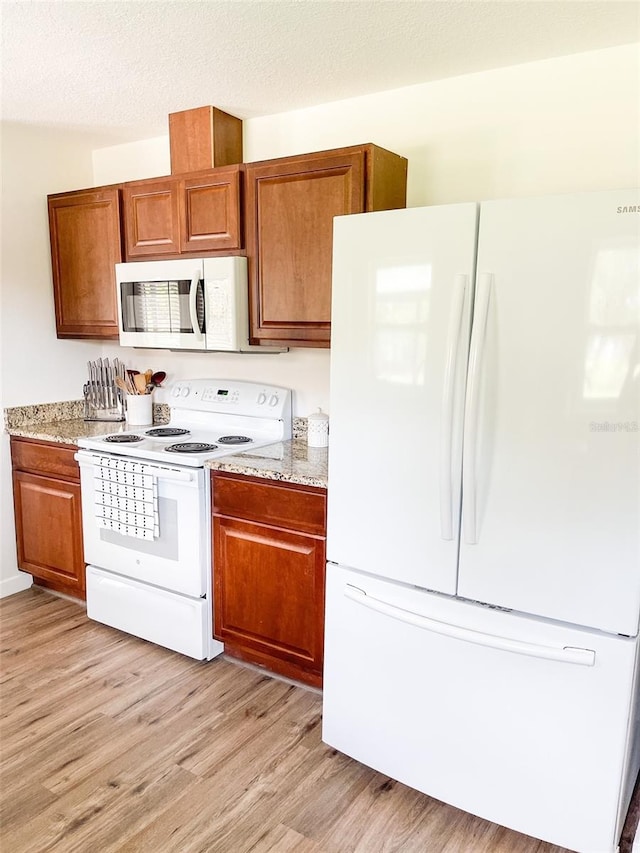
[104,434,143,443]
[165,442,219,454]
[145,427,190,438]
[217,435,252,445]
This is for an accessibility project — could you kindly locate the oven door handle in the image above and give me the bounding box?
[75,452,196,483]
[150,467,196,483]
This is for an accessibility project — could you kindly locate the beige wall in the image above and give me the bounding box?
[95,43,640,203]
[243,44,639,205]
[2,43,639,595]
[1,123,99,594]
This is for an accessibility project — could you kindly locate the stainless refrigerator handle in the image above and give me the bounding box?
[345,585,596,666]
[462,273,493,545]
[440,274,467,541]
[189,270,204,342]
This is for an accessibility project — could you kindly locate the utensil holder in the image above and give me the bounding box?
[126,393,153,426]
[83,384,125,422]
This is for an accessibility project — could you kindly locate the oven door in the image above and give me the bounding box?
[76,451,209,596]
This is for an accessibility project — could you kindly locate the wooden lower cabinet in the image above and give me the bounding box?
[212,472,326,687]
[10,438,85,599]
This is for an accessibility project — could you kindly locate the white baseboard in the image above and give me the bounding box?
[0,571,32,599]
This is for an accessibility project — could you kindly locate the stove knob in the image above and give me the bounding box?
[257,392,267,405]
[172,386,181,397]
[181,387,190,398]
[268,394,279,407]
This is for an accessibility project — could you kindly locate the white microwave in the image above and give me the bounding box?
[115,257,286,353]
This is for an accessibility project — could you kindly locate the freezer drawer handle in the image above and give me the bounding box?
[344,585,596,666]
[440,273,467,541]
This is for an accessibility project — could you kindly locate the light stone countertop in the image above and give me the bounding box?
[5,417,131,445]
[4,401,327,489]
[207,439,328,489]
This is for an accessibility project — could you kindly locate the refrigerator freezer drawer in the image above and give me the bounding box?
[323,563,639,853]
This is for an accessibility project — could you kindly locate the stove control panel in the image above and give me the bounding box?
[165,379,292,427]
[201,386,240,404]
[171,382,242,405]
[257,391,281,407]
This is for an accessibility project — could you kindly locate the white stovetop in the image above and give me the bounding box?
[77,379,292,468]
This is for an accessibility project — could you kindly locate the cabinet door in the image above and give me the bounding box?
[123,178,181,258]
[180,166,242,253]
[48,186,122,339]
[12,471,85,597]
[213,515,325,686]
[246,150,365,347]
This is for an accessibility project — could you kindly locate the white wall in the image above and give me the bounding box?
[94,43,640,203]
[243,44,639,206]
[2,43,639,595]
[93,135,170,183]
[0,123,99,595]
[92,43,640,416]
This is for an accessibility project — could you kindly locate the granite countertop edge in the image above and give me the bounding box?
[206,439,328,490]
[4,403,327,489]
[5,418,126,445]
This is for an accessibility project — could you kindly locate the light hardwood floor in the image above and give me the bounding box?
[0,587,572,853]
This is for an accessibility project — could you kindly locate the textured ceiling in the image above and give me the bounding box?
[2,0,639,145]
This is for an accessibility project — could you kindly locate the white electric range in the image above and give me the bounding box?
[75,379,292,659]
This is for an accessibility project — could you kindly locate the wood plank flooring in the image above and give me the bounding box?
[0,588,579,852]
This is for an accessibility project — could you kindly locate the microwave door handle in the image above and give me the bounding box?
[189,271,205,343]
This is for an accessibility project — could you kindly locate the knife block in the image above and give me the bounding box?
[83,384,125,422]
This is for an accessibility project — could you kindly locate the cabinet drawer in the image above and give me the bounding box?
[212,473,326,536]
[11,438,79,481]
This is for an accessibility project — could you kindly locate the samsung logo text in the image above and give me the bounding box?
[617,205,640,213]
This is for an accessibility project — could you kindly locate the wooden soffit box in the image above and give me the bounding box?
[169,106,243,174]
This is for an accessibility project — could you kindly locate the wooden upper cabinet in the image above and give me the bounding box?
[123,178,181,258]
[123,166,243,259]
[180,167,242,253]
[169,106,243,174]
[48,186,122,339]
[245,144,407,348]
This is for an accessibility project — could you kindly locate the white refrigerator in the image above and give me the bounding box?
[323,189,640,853]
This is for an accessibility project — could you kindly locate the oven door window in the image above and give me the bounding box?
[120,279,205,334]
[99,496,179,561]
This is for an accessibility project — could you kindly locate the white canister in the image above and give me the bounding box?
[126,393,153,426]
[307,408,329,448]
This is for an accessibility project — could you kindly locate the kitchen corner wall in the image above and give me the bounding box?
[1,123,99,595]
